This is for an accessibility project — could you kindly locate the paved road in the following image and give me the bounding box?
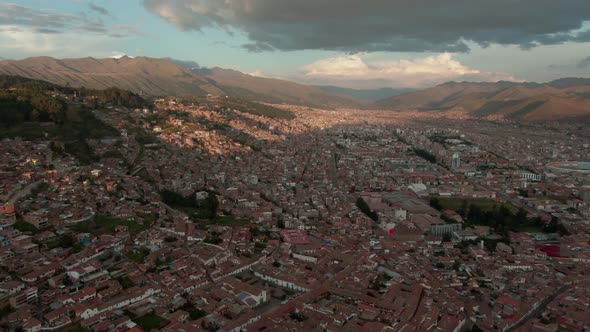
[7,179,44,205]
[504,284,569,332]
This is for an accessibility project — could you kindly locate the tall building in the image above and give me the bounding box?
[451,153,461,169]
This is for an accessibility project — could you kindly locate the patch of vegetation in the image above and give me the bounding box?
[86,87,147,109]
[101,149,125,160]
[160,189,219,221]
[181,303,207,321]
[126,247,151,264]
[4,106,118,164]
[430,196,568,236]
[46,234,84,252]
[70,214,154,235]
[204,232,223,245]
[430,197,517,214]
[156,256,172,267]
[183,96,295,120]
[164,236,177,243]
[117,276,134,289]
[289,310,307,322]
[64,140,99,165]
[0,77,140,166]
[0,305,15,320]
[124,309,137,319]
[13,219,39,234]
[0,97,119,142]
[0,75,60,91]
[369,273,391,291]
[132,312,169,331]
[0,89,67,127]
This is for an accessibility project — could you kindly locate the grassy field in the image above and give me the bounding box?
[70,214,155,235]
[434,197,518,213]
[133,313,169,331]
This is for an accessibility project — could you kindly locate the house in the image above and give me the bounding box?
[22,317,42,332]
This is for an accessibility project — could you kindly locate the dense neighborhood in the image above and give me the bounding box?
[0,89,589,332]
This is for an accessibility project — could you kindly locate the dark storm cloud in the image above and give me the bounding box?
[578,56,590,68]
[142,0,590,52]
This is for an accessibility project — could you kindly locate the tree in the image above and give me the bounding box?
[356,197,378,221]
[164,236,177,243]
[63,273,73,286]
[429,197,442,210]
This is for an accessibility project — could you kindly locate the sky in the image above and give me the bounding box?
[1,0,590,89]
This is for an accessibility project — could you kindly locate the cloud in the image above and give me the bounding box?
[0,3,138,37]
[142,0,590,53]
[88,3,111,16]
[109,51,133,59]
[0,3,100,34]
[110,24,145,38]
[0,3,145,57]
[298,53,520,88]
[0,25,116,57]
[248,69,267,78]
[578,56,590,68]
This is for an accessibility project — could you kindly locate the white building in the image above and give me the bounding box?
[451,153,461,169]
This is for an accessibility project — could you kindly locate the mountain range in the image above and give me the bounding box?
[0,56,361,109]
[1,56,590,121]
[375,79,590,121]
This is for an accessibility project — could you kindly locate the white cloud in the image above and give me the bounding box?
[298,53,520,88]
[109,51,134,59]
[248,69,267,77]
[0,3,142,59]
[0,25,121,58]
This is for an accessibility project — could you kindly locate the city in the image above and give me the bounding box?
[1,1,590,332]
[0,89,589,331]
